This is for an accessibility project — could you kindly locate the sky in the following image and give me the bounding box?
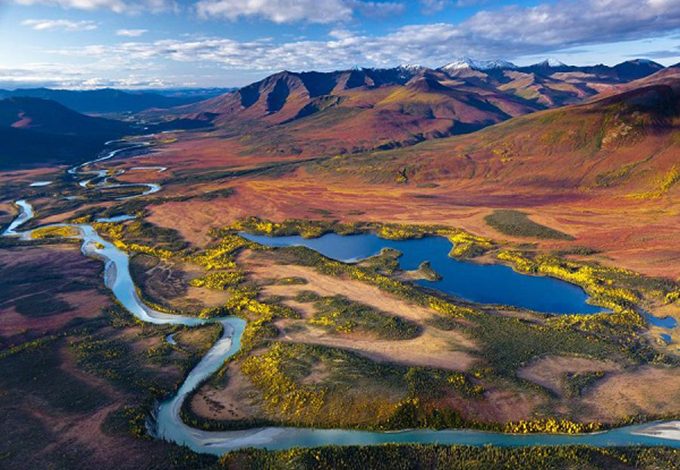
[0,0,679,89]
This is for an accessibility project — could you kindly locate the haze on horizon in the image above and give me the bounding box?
[1,0,679,89]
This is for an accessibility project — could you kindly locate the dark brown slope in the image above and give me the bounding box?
[0,97,132,136]
[0,97,133,169]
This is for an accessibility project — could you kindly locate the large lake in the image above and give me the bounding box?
[239,232,603,315]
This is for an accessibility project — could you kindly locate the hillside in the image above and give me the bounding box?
[0,97,133,168]
[0,97,133,135]
[323,68,680,196]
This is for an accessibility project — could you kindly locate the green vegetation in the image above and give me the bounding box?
[272,276,308,285]
[495,250,674,365]
[358,247,402,274]
[218,444,680,470]
[263,240,663,375]
[190,270,245,290]
[414,261,442,281]
[13,294,73,318]
[71,335,179,397]
[564,371,606,399]
[224,287,299,353]
[295,290,322,303]
[633,165,680,199]
[504,418,601,434]
[94,218,187,259]
[307,295,420,339]
[554,246,601,257]
[0,336,110,413]
[466,314,614,375]
[237,342,482,430]
[484,209,574,240]
[0,309,222,468]
[178,221,680,435]
[232,216,361,239]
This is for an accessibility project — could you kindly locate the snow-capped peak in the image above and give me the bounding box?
[440,57,517,71]
[624,58,662,67]
[533,58,568,68]
[397,64,425,72]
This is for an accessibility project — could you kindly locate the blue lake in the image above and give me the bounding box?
[644,311,678,329]
[239,232,603,315]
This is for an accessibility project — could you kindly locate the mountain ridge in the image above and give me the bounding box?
[150,58,667,156]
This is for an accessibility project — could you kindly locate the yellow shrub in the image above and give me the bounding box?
[31,225,80,239]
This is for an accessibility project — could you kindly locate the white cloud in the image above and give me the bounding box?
[463,0,680,49]
[22,19,98,31]
[0,63,187,89]
[8,0,680,88]
[53,0,680,69]
[13,0,175,14]
[349,1,405,17]
[116,28,148,37]
[328,28,355,40]
[419,0,448,13]
[48,0,680,74]
[195,0,404,23]
[195,0,352,23]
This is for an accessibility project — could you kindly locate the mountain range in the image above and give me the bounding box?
[1,58,677,169]
[156,58,671,157]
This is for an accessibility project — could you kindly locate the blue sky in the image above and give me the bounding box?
[1,0,679,89]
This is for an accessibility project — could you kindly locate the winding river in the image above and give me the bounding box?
[2,141,680,454]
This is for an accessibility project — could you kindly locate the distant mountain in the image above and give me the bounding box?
[440,58,518,72]
[0,96,217,169]
[0,87,231,114]
[0,97,136,169]
[611,59,665,81]
[439,58,666,107]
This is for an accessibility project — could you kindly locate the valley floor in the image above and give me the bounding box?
[1,130,680,469]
